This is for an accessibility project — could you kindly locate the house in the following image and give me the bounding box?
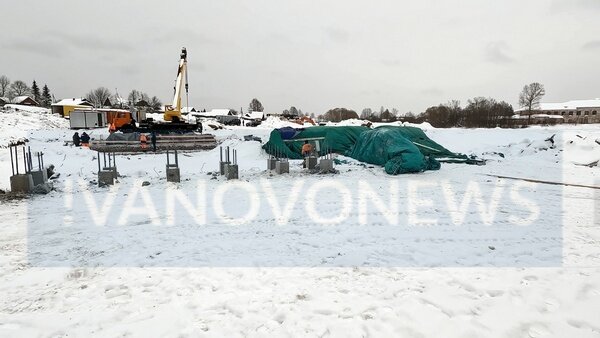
[0,97,9,107]
[242,111,265,122]
[191,108,237,118]
[516,99,600,124]
[11,96,39,106]
[190,109,239,125]
[181,107,197,114]
[51,98,93,117]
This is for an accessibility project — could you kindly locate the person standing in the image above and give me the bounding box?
[302,140,313,157]
[80,132,90,147]
[72,132,81,147]
[140,133,148,150]
[150,132,157,152]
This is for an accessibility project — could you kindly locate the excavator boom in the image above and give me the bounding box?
[164,47,188,122]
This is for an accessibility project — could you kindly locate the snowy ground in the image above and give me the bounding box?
[0,107,599,337]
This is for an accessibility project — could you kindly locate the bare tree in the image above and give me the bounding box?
[249,98,264,112]
[0,75,10,97]
[149,96,163,113]
[519,82,545,125]
[128,89,142,106]
[322,108,358,122]
[86,87,112,108]
[360,108,372,119]
[140,92,151,104]
[9,80,30,99]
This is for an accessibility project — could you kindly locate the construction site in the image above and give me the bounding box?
[1,14,600,337]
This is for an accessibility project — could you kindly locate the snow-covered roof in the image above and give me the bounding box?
[243,111,264,120]
[210,109,234,116]
[516,98,600,112]
[511,114,564,119]
[12,96,37,104]
[181,107,197,113]
[52,98,92,106]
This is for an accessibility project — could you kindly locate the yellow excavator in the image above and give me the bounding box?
[117,47,198,133]
[164,47,189,122]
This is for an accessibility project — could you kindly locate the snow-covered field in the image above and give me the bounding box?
[0,106,599,337]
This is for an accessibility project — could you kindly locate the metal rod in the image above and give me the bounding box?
[113,152,116,171]
[10,146,15,176]
[175,150,178,167]
[97,152,101,173]
[26,147,31,172]
[22,147,27,173]
[15,147,19,174]
[220,146,223,162]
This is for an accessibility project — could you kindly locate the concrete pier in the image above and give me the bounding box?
[166,167,181,183]
[98,171,115,187]
[224,164,239,180]
[319,158,334,172]
[275,161,289,174]
[10,174,34,193]
[305,156,317,169]
[30,170,48,186]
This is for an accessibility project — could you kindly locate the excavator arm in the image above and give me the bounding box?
[164,47,188,122]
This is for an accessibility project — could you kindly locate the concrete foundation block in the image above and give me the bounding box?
[219,161,230,175]
[98,170,115,187]
[10,174,34,193]
[30,170,48,186]
[319,159,334,172]
[102,167,118,179]
[267,158,277,170]
[224,164,239,180]
[305,156,318,169]
[275,161,289,174]
[166,167,181,183]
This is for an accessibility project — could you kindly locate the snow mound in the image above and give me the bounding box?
[259,116,303,129]
[0,106,68,145]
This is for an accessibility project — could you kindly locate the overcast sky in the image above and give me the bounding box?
[1,0,599,114]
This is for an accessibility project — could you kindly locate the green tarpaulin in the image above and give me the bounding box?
[263,125,475,175]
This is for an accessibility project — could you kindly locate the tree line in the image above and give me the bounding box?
[0,75,53,107]
[85,87,162,113]
[316,82,546,128]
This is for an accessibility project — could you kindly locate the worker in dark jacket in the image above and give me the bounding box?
[80,132,90,147]
[72,132,81,147]
[150,132,157,152]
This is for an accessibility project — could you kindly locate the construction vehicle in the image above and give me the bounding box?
[163,47,189,122]
[115,47,199,133]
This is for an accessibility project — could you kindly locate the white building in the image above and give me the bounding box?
[516,99,600,124]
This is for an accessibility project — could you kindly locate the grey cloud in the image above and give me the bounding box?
[381,59,401,67]
[324,27,349,43]
[582,40,600,50]
[2,40,64,58]
[484,41,514,64]
[550,0,600,11]
[50,31,133,51]
[421,87,444,96]
[153,30,218,45]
